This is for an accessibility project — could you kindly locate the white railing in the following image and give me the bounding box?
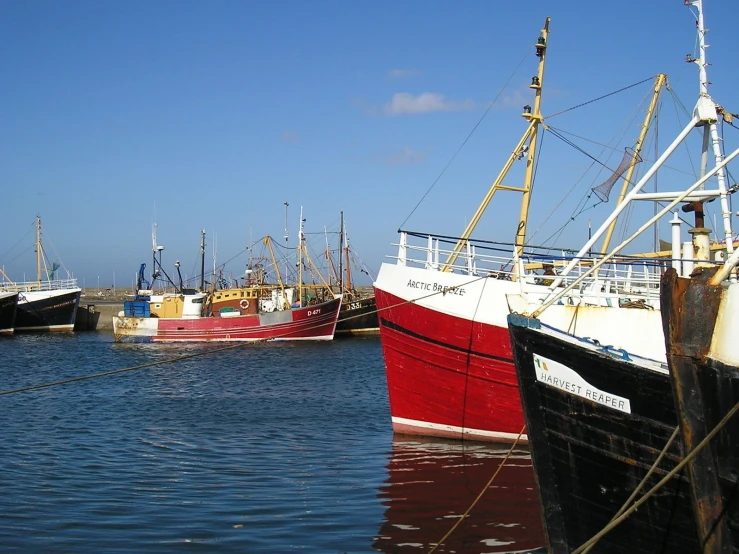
[0,277,79,293]
[387,231,730,308]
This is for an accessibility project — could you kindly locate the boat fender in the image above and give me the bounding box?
[240,299,249,310]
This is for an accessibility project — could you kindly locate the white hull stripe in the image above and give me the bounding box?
[16,325,74,332]
[392,416,528,442]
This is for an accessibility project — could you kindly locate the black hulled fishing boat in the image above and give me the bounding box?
[506,0,739,550]
[332,211,379,336]
[0,291,18,335]
[508,315,698,552]
[1,216,81,332]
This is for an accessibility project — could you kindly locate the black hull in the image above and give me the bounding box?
[335,295,379,335]
[508,315,700,553]
[15,289,81,332]
[661,269,739,550]
[0,293,18,335]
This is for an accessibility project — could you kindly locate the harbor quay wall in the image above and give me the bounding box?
[73,286,376,332]
[75,301,120,331]
[75,289,129,331]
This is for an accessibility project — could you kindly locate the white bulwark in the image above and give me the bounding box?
[533,353,631,414]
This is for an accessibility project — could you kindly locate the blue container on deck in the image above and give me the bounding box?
[123,300,150,317]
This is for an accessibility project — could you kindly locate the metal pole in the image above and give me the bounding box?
[283,201,289,282]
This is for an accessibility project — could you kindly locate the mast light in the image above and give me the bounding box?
[535,36,546,57]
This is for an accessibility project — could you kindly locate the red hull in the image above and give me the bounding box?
[115,297,342,343]
[374,288,525,443]
[374,437,545,553]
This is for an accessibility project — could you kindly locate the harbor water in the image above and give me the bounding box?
[0,333,544,553]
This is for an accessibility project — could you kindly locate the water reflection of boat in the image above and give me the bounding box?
[374,437,545,554]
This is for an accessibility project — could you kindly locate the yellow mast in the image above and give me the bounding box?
[304,254,333,292]
[264,236,288,308]
[442,17,551,276]
[298,207,304,306]
[0,268,16,288]
[344,237,353,292]
[514,19,549,268]
[601,73,667,253]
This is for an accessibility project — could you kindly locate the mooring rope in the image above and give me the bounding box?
[572,397,739,554]
[0,273,494,396]
[427,424,527,554]
[579,426,680,554]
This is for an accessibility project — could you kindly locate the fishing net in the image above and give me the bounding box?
[592,147,642,202]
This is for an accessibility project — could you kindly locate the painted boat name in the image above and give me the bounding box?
[534,353,631,413]
[406,280,466,296]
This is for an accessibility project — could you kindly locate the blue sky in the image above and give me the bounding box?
[1,0,738,290]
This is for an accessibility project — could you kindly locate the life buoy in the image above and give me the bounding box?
[240,299,249,310]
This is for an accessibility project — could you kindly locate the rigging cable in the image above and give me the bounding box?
[0,275,492,397]
[397,49,532,231]
[545,76,656,120]
[0,220,40,270]
[529,81,655,246]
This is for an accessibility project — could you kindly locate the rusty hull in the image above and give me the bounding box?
[661,267,731,552]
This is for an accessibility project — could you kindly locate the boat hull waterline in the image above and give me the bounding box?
[15,289,81,333]
[375,266,526,443]
[0,291,18,335]
[113,297,342,343]
[374,263,664,443]
[507,316,699,553]
[335,295,379,336]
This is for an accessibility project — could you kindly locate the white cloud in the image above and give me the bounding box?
[385,146,433,166]
[494,89,532,110]
[387,69,420,80]
[282,130,301,143]
[383,93,476,116]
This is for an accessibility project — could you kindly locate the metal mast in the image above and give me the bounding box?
[35,215,42,282]
[200,229,206,291]
[338,211,344,294]
[298,207,305,306]
[601,74,667,253]
[687,0,733,254]
[441,17,551,277]
[283,201,290,282]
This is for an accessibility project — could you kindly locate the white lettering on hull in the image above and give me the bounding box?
[534,353,631,413]
[406,279,467,296]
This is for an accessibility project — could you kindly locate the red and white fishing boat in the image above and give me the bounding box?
[375,18,570,443]
[113,223,342,343]
[374,16,718,442]
[113,289,341,343]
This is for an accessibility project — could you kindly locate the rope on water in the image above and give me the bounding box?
[427,425,528,554]
[0,273,494,396]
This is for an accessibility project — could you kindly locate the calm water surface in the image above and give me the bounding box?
[0,333,544,553]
